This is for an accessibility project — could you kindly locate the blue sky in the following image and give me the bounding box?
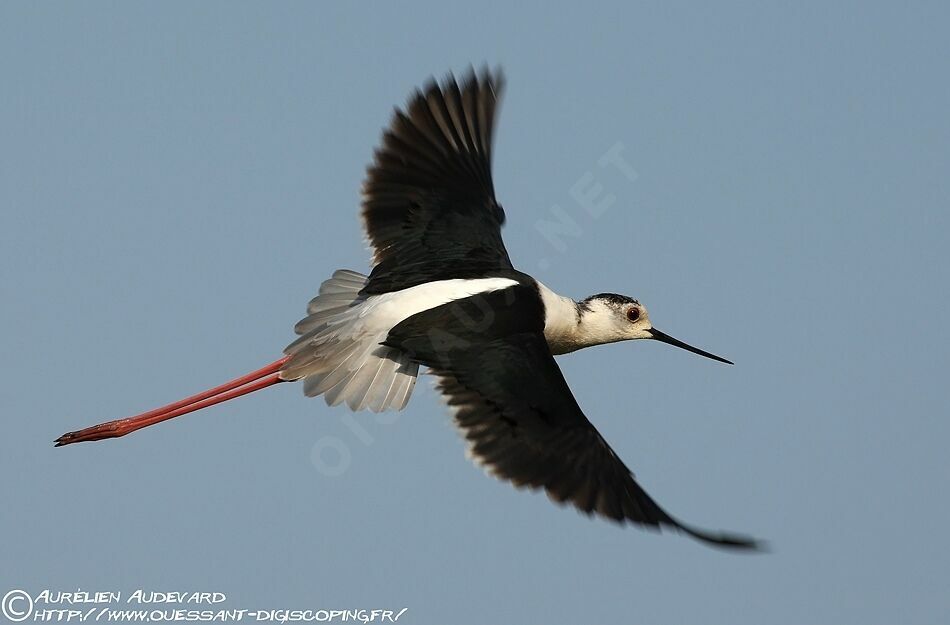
[2,2,948,624]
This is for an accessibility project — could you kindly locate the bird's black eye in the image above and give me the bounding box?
[626,307,640,322]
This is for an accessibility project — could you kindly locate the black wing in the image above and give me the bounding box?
[360,68,513,295]
[384,286,761,550]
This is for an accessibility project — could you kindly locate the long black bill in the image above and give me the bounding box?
[647,328,733,365]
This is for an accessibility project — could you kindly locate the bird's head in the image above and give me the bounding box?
[576,293,732,364]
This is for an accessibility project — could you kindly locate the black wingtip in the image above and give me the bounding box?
[428,65,505,100]
[675,522,768,552]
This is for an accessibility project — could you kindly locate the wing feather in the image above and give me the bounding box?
[360,69,511,294]
[384,286,761,549]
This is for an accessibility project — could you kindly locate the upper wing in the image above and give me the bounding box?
[360,69,513,295]
[384,286,760,550]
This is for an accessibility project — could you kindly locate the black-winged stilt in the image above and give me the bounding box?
[56,69,760,550]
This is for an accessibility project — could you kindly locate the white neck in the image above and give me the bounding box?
[537,281,638,355]
[536,282,586,354]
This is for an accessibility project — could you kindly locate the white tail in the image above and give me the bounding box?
[281,270,419,412]
[281,272,519,413]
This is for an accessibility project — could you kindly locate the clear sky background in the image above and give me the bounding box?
[2,3,949,624]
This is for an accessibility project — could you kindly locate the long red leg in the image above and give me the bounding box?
[55,356,291,446]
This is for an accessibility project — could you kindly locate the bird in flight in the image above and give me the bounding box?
[57,69,760,550]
